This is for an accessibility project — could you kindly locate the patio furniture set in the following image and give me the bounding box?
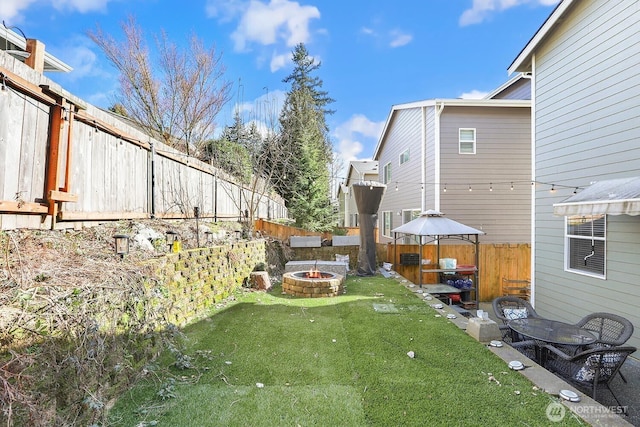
[492,296,636,406]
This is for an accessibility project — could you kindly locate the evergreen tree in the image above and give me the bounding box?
[273,43,335,231]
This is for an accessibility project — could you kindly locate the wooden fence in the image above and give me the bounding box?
[255,219,333,241]
[382,243,531,302]
[0,52,287,230]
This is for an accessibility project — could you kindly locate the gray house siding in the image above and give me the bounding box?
[526,0,640,351]
[490,78,531,100]
[377,108,423,240]
[439,107,531,244]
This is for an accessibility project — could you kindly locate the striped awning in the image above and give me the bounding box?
[553,176,640,216]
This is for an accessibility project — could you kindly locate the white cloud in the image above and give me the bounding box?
[361,24,412,49]
[270,52,289,72]
[333,114,385,165]
[459,0,560,26]
[0,0,37,21]
[360,27,374,35]
[230,0,320,52]
[50,0,113,13]
[230,89,286,136]
[205,0,246,21]
[389,30,412,48]
[1,0,115,22]
[460,89,488,99]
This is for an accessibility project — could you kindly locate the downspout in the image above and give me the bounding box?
[527,62,536,306]
[421,106,426,212]
[434,102,445,212]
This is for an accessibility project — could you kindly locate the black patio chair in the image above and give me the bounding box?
[573,312,634,382]
[492,296,542,343]
[543,344,637,406]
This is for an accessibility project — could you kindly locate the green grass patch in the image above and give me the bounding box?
[109,275,584,426]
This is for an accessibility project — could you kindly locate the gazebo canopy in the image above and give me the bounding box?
[391,210,484,291]
[392,210,485,238]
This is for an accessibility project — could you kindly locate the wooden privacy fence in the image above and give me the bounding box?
[383,243,531,302]
[0,53,287,230]
[255,219,332,241]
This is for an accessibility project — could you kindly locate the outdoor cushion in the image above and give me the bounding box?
[503,308,528,320]
[574,353,622,382]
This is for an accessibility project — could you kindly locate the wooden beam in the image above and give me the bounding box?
[0,200,49,214]
[46,104,65,223]
[75,110,150,150]
[49,190,78,202]
[58,211,150,220]
[0,67,56,105]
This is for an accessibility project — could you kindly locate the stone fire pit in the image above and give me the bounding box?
[282,271,345,297]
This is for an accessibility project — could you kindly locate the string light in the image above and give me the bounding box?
[395,182,398,191]
[468,185,472,192]
[573,187,578,194]
[510,182,514,191]
[489,183,493,192]
[443,184,447,193]
[550,184,556,193]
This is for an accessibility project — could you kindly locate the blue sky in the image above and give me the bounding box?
[3,0,558,173]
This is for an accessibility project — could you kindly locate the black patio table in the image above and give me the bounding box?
[507,317,597,363]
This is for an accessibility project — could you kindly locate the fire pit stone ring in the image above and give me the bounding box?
[282,271,345,298]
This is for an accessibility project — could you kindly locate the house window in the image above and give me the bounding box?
[400,149,410,165]
[383,162,392,184]
[402,210,421,244]
[459,128,476,154]
[565,215,606,278]
[382,211,392,237]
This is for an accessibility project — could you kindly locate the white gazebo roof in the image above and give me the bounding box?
[392,210,485,237]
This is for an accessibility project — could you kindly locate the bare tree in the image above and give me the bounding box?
[88,16,232,156]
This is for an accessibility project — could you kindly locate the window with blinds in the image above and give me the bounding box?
[565,214,606,278]
[459,128,476,154]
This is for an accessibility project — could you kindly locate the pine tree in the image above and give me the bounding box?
[273,43,335,231]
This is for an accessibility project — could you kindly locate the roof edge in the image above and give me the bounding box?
[508,0,575,74]
[372,98,530,159]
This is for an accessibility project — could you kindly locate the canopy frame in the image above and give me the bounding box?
[391,210,484,292]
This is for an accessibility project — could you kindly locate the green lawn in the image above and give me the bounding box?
[109,275,583,426]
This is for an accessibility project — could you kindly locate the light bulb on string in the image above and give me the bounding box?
[468,185,472,192]
[443,184,447,193]
[395,182,398,191]
[489,183,493,192]
[510,182,514,191]
[550,184,556,193]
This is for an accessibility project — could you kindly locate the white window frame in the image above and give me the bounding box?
[459,128,476,154]
[382,211,392,237]
[564,214,606,279]
[383,162,392,184]
[402,209,421,244]
[350,213,359,227]
[399,149,410,165]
